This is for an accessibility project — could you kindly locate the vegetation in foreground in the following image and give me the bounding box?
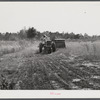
[0,40,100,90]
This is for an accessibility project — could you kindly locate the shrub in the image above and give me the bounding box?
[27,27,37,39]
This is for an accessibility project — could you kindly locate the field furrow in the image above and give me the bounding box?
[0,41,100,90]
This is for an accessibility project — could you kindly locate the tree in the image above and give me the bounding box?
[64,32,69,39]
[35,31,42,39]
[4,32,11,40]
[74,34,80,39]
[18,28,27,39]
[84,33,89,39]
[79,33,84,39]
[0,33,3,40]
[27,27,37,38]
[69,32,75,39]
[49,32,56,41]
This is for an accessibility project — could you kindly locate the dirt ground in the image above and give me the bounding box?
[0,41,100,90]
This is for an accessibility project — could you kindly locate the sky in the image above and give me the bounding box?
[0,2,100,36]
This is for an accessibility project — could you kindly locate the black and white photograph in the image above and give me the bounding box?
[0,1,100,91]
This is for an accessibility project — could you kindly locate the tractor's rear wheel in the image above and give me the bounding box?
[52,42,56,52]
[39,43,43,53]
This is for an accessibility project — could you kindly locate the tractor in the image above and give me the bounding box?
[39,39,66,54]
[39,40,56,54]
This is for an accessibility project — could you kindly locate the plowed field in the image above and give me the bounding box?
[0,41,100,90]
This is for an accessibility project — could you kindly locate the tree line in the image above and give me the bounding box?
[0,27,100,41]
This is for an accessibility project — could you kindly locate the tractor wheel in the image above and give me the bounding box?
[52,42,56,52]
[39,43,43,53]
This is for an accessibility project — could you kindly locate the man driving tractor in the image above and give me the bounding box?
[40,34,50,44]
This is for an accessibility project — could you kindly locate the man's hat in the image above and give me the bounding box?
[43,34,46,37]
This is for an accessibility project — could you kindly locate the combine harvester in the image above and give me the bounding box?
[39,39,66,54]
